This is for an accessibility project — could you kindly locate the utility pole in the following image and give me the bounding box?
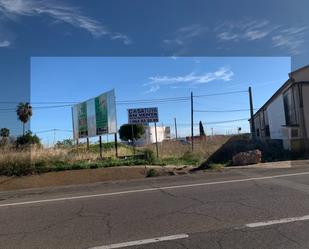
[191,91,194,151]
[249,86,256,140]
[174,117,178,140]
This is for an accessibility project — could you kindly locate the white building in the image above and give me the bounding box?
[250,65,309,152]
[135,125,171,146]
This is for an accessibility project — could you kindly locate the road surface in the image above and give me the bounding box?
[1,164,309,248]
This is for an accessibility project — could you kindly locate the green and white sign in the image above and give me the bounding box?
[72,90,117,139]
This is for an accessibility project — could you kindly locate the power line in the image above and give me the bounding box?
[0,90,247,105]
[193,90,247,98]
[166,118,248,126]
[194,108,257,113]
[35,129,72,134]
[0,90,249,112]
[204,118,249,125]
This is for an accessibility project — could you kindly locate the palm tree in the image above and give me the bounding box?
[16,102,32,135]
[0,128,10,145]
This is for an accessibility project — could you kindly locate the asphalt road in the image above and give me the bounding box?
[1,164,309,249]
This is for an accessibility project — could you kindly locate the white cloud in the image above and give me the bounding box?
[215,19,273,42]
[0,39,10,47]
[217,32,239,41]
[245,30,269,41]
[144,67,234,93]
[0,0,130,45]
[272,27,308,55]
[163,24,208,46]
[215,19,308,55]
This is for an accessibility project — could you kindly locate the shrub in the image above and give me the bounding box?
[146,168,157,177]
[16,131,41,147]
[55,139,74,148]
[119,124,145,141]
[180,151,202,165]
[0,161,34,176]
[142,148,156,163]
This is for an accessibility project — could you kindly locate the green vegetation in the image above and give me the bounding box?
[0,155,152,176]
[16,131,41,147]
[207,163,226,170]
[142,148,156,163]
[146,168,158,177]
[0,128,10,146]
[0,128,10,139]
[55,139,74,148]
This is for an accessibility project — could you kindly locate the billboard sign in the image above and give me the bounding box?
[128,107,159,124]
[72,89,117,139]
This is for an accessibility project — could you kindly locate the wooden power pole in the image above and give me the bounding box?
[249,86,256,140]
[174,117,178,140]
[191,92,194,151]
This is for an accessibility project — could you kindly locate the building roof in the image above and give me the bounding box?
[289,64,309,78]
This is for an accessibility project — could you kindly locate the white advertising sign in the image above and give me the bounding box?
[72,89,117,139]
[128,107,159,124]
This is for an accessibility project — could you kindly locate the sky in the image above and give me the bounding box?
[0,0,308,143]
[30,57,291,145]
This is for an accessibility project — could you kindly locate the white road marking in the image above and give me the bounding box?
[246,215,309,228]
[88,234,189,249]
[1,171,309,208]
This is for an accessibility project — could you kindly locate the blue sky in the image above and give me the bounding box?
[0,0,308,142]
[30,57,291,145]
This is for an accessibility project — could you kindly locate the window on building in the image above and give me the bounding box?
[265,125,270,137]
[256,128,260,137]
[283,90,297,126]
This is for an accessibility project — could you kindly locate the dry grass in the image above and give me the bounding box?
[145,136,230,159]
[0,146,134,168]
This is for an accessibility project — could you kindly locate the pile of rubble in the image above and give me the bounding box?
[232,149,262,166]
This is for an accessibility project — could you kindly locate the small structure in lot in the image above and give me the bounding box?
[250,65,309,152]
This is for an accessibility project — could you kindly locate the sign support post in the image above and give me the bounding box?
[99,135,103,159]
[154,122,159,158]
[86,137,90,151]
[114,133,118,158]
